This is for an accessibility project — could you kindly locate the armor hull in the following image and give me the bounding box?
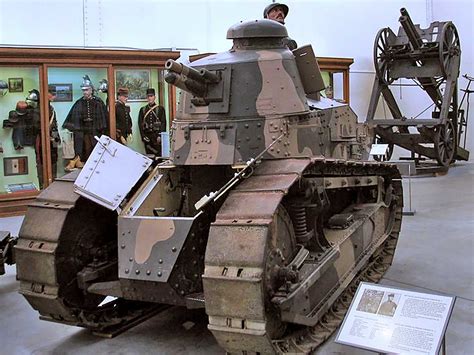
[15,19,403,353]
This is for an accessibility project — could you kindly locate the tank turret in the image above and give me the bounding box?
[167,19,369,166]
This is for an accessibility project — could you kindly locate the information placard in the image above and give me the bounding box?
[336,282,455,355]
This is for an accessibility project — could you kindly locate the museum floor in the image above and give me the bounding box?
[1,162,473,355]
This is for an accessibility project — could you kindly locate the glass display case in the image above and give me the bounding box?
[317,57,354,104]
[0,47,179,216]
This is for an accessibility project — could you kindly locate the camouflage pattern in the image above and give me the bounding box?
[118,215,196,282]
[15,18,402,354]
[168,19,369,166]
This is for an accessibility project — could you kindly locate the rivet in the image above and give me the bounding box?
[135,269,140,275]
[172,247,177,252]
[157,271,162,277]
[159,259,163,264]
[125,268,129,274]
[121,244,125,249]
[146,270,151,275]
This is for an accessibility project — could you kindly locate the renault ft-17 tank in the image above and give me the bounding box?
[15,20,403,353]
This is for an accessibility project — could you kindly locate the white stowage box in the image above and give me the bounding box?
[74,135,152,211]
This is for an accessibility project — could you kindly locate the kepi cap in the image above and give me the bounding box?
[146,88,156,96]
[118,87,129,96]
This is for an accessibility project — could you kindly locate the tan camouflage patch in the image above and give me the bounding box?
[256,50,307,117]
[182,128,235,165]
[135,219,175,264]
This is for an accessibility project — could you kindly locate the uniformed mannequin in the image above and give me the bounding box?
[115,87,133,145]
[263,2,298,50]
[62,75,108,171]
[138,88,166,155]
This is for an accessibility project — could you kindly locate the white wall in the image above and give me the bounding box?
[1,0,473,153]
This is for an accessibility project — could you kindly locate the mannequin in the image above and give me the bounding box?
[62,75,108,171]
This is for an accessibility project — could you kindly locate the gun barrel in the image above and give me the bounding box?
[165,59,205,83]
[200,68,220,83]
[399,8,423,50]
[164,71,207,97]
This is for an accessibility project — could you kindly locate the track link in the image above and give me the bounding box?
[15,172,163,333]
[203,157,403,354]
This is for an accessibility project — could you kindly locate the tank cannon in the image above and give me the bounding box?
[164,59,221,100]
[15,19,403,354]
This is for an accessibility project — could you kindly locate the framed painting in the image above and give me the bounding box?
[115,69,150,101]
[8,78,23,93]
[49,83,73,102]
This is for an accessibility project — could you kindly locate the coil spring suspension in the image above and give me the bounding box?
[288,203,313,243]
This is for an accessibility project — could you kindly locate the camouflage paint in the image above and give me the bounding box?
[118,216,196,282]
[255,50,307,117]
[135,219,175,264]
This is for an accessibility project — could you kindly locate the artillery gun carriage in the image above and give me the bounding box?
[15,19,403,353]
[367,8,469,167]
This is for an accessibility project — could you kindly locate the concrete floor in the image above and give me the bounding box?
[1,163,473,354]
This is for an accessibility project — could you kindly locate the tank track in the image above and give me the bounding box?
[204,158,403,354]
[15,172,163,334]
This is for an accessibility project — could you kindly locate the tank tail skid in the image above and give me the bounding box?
[203,158,403,354]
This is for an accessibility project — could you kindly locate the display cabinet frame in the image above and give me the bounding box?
[317,56,354,104]
[0,47,179,216]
